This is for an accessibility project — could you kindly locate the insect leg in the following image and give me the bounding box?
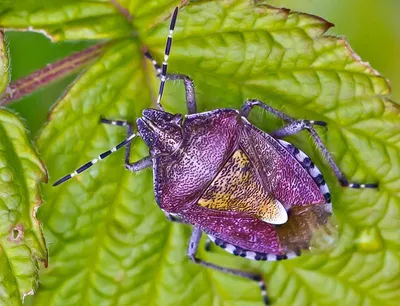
[145,52,197,114]
[187,227,269,305]
[240,99,378,189]
[240,99,295,122]
[271,120,327,138]
[125,156,152,172]
[165,216,214,253]
[165,213,188,224]
[274,121,378,188]
[100,118,153,172]
[167,74,197,114]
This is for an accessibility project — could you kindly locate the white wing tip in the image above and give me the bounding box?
[262,200,288,225]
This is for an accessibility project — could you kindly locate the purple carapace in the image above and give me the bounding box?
[54,7,378,305]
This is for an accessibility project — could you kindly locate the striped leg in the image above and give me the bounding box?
[145,51,197,114]
[240,99,378,189]
[187,227,269,305]
[100,118,152,172]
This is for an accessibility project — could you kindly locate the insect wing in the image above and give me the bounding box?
[240,120,326,207]
[276,204,338,253]
[198,149,288,225]
[182,205,283,254]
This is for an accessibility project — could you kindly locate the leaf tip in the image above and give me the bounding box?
[42,256,49,268]
[339,37,392,93]
[300,10,335,32]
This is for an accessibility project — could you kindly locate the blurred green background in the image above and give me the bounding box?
[5,0,400,138]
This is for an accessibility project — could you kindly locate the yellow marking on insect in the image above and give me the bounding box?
[199,149,288,225]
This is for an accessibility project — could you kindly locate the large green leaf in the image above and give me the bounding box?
[0,32,48,305]
[6,0,399,305]
[0,0,132,41]
[0,0,186,41]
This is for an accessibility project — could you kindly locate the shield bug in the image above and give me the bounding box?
[54,7,378,305]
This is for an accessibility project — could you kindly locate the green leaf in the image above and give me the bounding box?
[1,29,48,305]
[0,103,48,306]
[0,110,48,306]
[0,31,8,93]
[0,0,186,42]
[32,0,400,305]
[129,0,187,30]
[0,0,132,41]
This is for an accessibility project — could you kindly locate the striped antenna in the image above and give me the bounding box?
[53,134,137,186]
[144,51,162,75]
[156,7,179,110]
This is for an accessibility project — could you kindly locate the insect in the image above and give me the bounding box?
[54,7,378,305]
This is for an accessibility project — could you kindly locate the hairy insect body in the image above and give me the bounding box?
[148,109,239,213]
[140,108,332,256]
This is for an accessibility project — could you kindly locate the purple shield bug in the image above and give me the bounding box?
[54,7,378,305]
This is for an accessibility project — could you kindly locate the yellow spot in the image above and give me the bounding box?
[199,149,287,225]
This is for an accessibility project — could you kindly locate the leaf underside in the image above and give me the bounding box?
[2,0,400,305]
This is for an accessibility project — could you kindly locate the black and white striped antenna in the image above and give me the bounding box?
[53,7,179,187]
[53,134,136,186]
[156,7,179,110]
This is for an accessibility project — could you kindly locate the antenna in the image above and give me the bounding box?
[53,133,136,186]
[156,7,179,110]
[53,8,180,186]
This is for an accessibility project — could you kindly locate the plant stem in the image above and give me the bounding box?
[110,0,133,23]
[0,42,107,106]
